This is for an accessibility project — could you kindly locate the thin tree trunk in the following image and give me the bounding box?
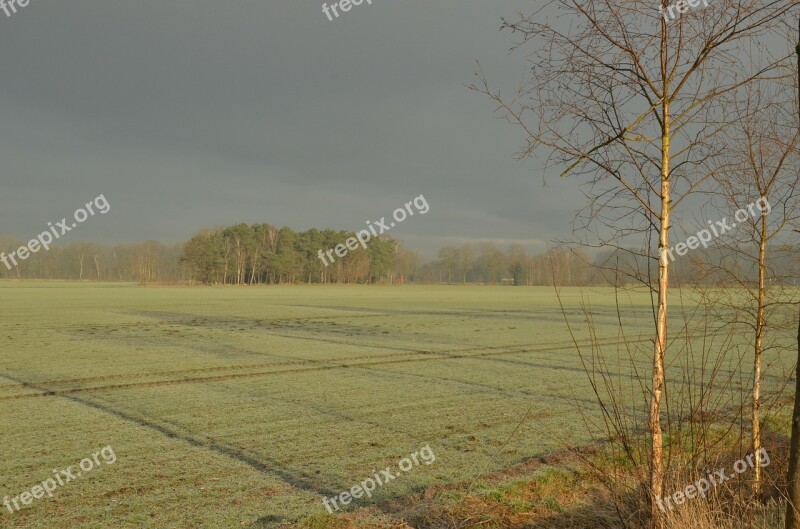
[783,18,800,529]
[650,82,671,529]
[753,213,767,494]
[786,307,800,528]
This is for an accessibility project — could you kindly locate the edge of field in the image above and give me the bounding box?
[283,423,791,529]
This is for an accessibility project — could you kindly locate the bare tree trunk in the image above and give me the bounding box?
[786,307,800,528]
[753,214,767,494]
[650,97,670,529]
[784,18,800,529]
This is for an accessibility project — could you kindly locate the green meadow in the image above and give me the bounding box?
[0,283,794,528]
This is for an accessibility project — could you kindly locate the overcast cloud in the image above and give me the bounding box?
[0,0,585,257]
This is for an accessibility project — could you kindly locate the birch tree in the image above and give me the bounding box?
[471,1,796,526]
[709,78,799,495]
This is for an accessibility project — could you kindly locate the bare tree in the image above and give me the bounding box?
[701,76,799,495]
[784,16,800,529]
[471,1,795,526]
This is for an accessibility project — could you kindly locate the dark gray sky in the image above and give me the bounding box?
[0,0,583,257]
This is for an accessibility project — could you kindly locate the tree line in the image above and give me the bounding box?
[2,225,796,286]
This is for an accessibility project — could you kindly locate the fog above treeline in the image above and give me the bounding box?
[0,222,797,287]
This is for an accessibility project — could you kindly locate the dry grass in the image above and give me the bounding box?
[286,431,791,529]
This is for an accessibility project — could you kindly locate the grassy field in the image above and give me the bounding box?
[0,283,794,528]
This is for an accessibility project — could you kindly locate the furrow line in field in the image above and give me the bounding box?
[0,336,652,400]
[1,336,615,388]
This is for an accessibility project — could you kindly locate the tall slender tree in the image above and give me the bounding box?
[784,17,800,529]
[471,1,795,526]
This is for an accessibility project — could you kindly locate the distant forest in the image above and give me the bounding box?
[0,223,797,286]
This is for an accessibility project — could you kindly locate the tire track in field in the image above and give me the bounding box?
[0,336,655,401]
[0,372,337,497]
[3,341,534,390]
[0,311,387,333]
[0,370,568,502]
[290,304,610,321]
[4,327,621,390]
[1,336,625,394]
